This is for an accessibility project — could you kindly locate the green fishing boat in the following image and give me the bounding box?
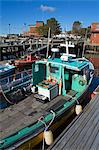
[0,47,94,150]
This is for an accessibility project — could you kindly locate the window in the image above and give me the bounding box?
[96,25,99,30]
[50,66,59,73]
[35,64,39,72]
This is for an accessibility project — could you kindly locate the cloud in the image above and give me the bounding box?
[40,5,56,12]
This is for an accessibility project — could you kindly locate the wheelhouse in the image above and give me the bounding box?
[32,57,91,101]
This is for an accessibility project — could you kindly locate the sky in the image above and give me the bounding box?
[0,0,99,35]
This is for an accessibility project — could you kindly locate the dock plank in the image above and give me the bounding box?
[52,96,99,150]
[90,132,99,150]
[49,94,99,150]
[66,104,99,148]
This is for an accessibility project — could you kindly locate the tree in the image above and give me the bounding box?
[72,21,82,35]
[80,28,87,37]
[87,26,91,38]
[36,18,61,37]
[36,25,49,37]
[47,18,61,36]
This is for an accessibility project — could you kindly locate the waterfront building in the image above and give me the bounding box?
[90,22,99,45]
[23,21,44,37]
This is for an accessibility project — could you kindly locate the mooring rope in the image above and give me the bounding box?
[0,85,14,104]
[38,110,55,150]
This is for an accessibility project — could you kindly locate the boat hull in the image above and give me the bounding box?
[18,89,89,150]
[8,88,90,150]
[0,68,15,79]
[18,106,75,150]
[15,62,33,68]
[2,80,93,150]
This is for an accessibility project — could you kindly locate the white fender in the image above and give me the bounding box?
[44,130,53,145]
[75,104,82,115]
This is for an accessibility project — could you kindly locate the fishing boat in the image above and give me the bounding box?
[0,64,15,79]
[0,45,94,150]
[14,54,39,70]
[0,69,32,109]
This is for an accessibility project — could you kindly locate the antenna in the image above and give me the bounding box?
[82,29,87,57]
[8,24,11,35]
[46,27,50,58]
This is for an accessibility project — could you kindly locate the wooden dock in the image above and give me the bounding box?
[49,94,99,150]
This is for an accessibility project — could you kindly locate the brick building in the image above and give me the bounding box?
[24,21,44,37]
[90,23,99,45]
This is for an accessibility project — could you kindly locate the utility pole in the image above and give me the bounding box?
[8,24,10,35]
[24,23,26,32]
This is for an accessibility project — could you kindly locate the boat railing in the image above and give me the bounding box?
[0,69,32,93]
[0,69,32,86]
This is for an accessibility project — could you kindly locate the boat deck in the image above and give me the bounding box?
[49,94,99,150]
[0,91,75,139]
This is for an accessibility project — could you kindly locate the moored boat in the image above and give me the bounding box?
[0,69,32,109]
[14,54,39,70]
[0,64,15,79]
[0,47,94,149]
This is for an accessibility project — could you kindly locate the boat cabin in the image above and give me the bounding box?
[32,50,90,102]
[0,64,15,79]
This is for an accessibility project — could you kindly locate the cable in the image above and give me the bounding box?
[42,132,45,150]
[38,116,47,129]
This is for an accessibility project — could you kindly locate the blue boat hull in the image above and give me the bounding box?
[0,68,15,79]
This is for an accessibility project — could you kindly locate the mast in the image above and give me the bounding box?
[46,27,51,58]
[82,29,87,57]
[65,30,69,55]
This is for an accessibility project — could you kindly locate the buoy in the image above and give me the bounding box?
[91,92,96,99]
[75,104,82,115]
[44,130,53,145]
[31,86,36,93]
[59,79,62,95]
[48,75,51,81]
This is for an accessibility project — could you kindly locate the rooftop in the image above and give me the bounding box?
[39,57,89,71]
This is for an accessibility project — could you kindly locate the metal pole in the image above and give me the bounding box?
[24,23,26,32]
[46,27,50,58]
[82,29,87,57]
[65,30,69,54]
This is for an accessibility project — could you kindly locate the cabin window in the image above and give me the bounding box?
[50,66,59,74]
[34,64,39,72]
[82,65,90,81]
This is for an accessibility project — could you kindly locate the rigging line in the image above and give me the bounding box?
[38,110,55,150]
[0,85,14,104]
[45,110,56,131]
